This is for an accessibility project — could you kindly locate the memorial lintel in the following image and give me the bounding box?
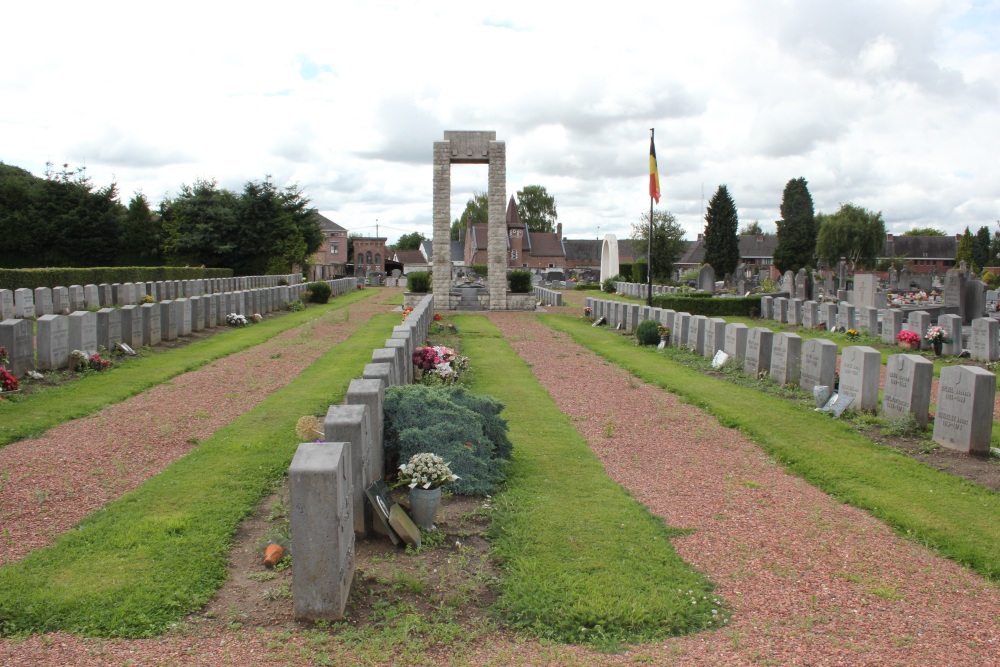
[442,130,498,163]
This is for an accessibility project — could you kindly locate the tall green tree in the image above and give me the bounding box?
[954,226,975,270]
[515,185,558,233]
[160,179,240,268]
[815,203,886,269]
[630,211,687,282]
[739,220,763,235]
[989,227,1000,268]
[391,232,426,252]
[773,177,816,273]
[973,225,992,270]
[702,184,740,277]
[452,191,489,239]
[117,192,164,266]
[902,227,946,236]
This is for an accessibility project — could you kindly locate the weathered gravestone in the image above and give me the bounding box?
[821,303,837,329]
[932,366,996,455]
[83,284,100,309]
[760,296,773,320]
[769,333,802,386]
[33,287,53,317]
[14,288,34,319]
[346,378,385,483]
[673,312,691,349]
[881,309,903,345]
[799,338,838,393]
[51,286,70,315]
[36,314,69,371]
[794,268,808,300]
[906,311,931,350]
[859,306,878,337]
[159,300,177,341]
[120,305,143,350]
[658,309,675,332]
[704,318,727,359]
[362,362,392,390]
[372,348,400,385]
[788,298,803,326]
[781,270,794,295]
[68,311,97,355]
[970,317,999,361]
[882,354,933,428]
[175,298,193,336]
[802,301,819,329]
[850,273,880,309]
[838,346,881,412]
[698,265,716,293]
[0,290,13,320]
[888,267,898,290]
[943,268,966,322]
[0,318,34,376]
[938,313,962,356]
[141,303,161,346]
[724,323,749,361]
[289,441,354,621]
[325,404,374,536]
[836,303,856,331]
[773,297,787,323]
[687,315,707,355]
[97,283,112,307]
[965,279,988,324]
[95,308,122,352]
[744,327,773,377]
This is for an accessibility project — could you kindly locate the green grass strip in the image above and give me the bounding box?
[543,314,1000,582]
[454,315,726,648]
[0,289,376,448]
[0,313,398,638]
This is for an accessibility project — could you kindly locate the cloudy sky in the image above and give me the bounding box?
[3,0,999,245]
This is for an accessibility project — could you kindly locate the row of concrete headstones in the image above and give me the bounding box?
[758,295,1000,361]
[287,294,434,622]
[0,278,357,378]
[616,274,716,298]
[533,286,563,306]
[0,274,303,321]
[586,296,996,456]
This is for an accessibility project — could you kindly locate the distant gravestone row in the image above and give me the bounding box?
[0,278,357,378]
[289,294,434,622]
[585,296,997,457]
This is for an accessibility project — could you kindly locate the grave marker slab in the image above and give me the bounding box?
[36,314,69,371]
[120,305,143,349]
[96,308,122,351]
[882,309,903,345]
[33,287,53,317]
[932,366,995,455]
[0,318,34,376]
[673,312,691,348]
[970,317,999,361]
[769,333,802,386]
[704,318,727,359]
[0,290,13,320]
[687,315,707,354]
[799,338,838,393]
[84,284,100,309]
[744,327,773,377]
[325,404,374,536]
[141,303,161,346]
[882,354,933,428]
[838,346,880,412]
[14,288,34,319]
[159,300,177,341]
[52,286,70,315]
[68,311,97,355]
[802,301,819,329]
[724,323,749,361]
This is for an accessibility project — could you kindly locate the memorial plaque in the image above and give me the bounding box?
[364,480,400,545]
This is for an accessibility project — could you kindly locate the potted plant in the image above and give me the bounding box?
[394,453,459,530]
[924,325,951,356]
[895,329,921,350]
[658,325,671,345]
[845,328,860,341]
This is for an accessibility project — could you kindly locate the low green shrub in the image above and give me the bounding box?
[508,269,532,293]
[635,319,661,346]
[619,263,633,281]
[0,266,233,290]
[650,294,761,317]
[602,277,618,293]
[383,385,512,495]
[407,271,430,293]
[306,281,331,303]
[573,283,601,291]
[472,264,488,277]
[632,261,647,284]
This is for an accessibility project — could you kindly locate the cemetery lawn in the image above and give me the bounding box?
[543,315,1000,583]
[0,288,375,448]
[0,312,398,638]
[455,315,728,649]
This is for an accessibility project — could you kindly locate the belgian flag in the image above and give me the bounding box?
[649,133,660,204]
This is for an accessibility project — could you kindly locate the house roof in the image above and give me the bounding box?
[524,230,565,257]
[420,239,467,263]
[679,234,778,267]
[564,239,602,261]
[506,195,521,226]
[882,235,957,259]
[678,240,704,265]
[393,250,426,265]
[311,212,346,233]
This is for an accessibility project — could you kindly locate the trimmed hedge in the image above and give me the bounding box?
[0,267,234,291]
[305,281,331,303]
[407,271,430,293]
[573,283,601,291]
[650,294,761,317]
[508,269,532,293]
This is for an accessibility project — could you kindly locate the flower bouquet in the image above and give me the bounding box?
[0,366,18,393]
[226,313,250,327]
[394,452,459,490]
[924,325,950,344]
[413,345,469,384]
[433,313,443,321]
[845,328,860,341]
[896,329,921,349]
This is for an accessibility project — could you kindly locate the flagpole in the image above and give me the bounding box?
[647,128,654,307]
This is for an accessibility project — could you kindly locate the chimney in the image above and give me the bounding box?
[556,222,562,240]
[956,233,962,241]
[697,233,704,241]
[887,233,893,242]
[756,234,763,243]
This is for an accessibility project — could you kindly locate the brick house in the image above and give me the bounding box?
[462,195,569,271]
[353,237,388,278]
[308,213,348,280]
[880,234,957,274]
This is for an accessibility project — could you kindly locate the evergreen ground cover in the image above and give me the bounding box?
[455,315,727,649]
[543,315,1000,582]
[0,313,398,637]
[0,288,375,448]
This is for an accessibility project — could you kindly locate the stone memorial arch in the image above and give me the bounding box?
[433,131,507,309]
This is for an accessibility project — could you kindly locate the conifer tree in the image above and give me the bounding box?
[702,184,740,276]
[773,177,816,273]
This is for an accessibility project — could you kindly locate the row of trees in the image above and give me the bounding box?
[0,162,323,274]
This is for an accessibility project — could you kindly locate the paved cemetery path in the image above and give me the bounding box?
[489,312,1000,667]
[0,290,400,566]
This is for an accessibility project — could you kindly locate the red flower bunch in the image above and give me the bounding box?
[88,353,112,371]
[0,366,18,392]
[895,330,921,345]
[433,313,442,321]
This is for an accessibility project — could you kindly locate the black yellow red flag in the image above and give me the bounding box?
[649,134,660,204]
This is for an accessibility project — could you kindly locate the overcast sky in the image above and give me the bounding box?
[3,0,999,246]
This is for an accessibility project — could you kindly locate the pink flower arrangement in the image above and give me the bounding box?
[895,330,921,346]
[413,345,469,383]
[0,366,18,392]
